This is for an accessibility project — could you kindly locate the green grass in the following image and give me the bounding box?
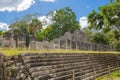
[0,48,120,56]
[96,70,120,80]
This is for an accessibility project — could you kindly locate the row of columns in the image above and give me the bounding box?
[58,39,114,51]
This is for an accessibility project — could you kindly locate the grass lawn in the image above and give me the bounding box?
[97,71,120,80]
[0,48,120,56]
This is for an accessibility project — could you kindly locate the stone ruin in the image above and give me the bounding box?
[28,35,36,50]
[30,30,114,51]
[0,30,115,51]
[1,52,120,80]
[17,34,26,48]
[0,32,15,48]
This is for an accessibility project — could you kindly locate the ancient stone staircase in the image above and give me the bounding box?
[20,53,120,80]
[0,53,120,80]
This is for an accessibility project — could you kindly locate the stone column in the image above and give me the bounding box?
[70,40,72,49]
[58,40,60,49]
[65,39,67,49]
[76,41,78,50]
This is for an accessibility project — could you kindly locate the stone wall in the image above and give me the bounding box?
[30,30,114,51]
[1,53,120,80]
[0,30,114,51]
[0,37,16,48]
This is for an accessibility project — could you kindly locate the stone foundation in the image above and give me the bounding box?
[0,53,120,80]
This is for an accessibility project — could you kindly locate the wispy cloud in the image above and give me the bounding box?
[0,0,35,12]
[40,0,56,3]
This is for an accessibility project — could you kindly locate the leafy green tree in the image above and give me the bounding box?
[9,20,28,47]
[91,32,108,45]
[100,1,120,31]
[28,18,42,37]
[36,26,54,41]
[0,30,4,35]
[87,0,120,51]
[51,7,80,38]
[88,10,104,30]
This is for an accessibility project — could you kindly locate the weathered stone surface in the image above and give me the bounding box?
[19,53,120,80]
[1,53,120,80]
[0,36,15,48]
[35,30,114,51]
[0,30,114,51]
[0,53,4,80]
[72,30,87,42]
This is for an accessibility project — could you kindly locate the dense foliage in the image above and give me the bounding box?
[6,7,80,47]
[37,7,80,41]
[87,0,120,51]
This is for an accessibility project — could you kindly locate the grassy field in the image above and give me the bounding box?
[0,48,120,56]
[97,71,120,80]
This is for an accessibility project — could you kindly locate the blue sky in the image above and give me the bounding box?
[0,0,110,30]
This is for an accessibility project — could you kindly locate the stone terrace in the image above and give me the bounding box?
[1,53,120,80]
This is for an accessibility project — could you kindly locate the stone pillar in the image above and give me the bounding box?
[58,40,60,49]
[76,41,78,50]
[65,39,67,49]
[70,40,72,49]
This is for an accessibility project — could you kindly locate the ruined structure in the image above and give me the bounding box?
[0,30,114,51]
[17,34,26,48]
[1,52,120,80]
[30,30,114,51]
[0,33,15,48]
[29,35,36,49]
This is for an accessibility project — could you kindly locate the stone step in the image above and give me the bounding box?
[22,54,90,61]
[20,53,90,57]
[28,58,116,74]
[23,57,90,64]
[25,59,92,68]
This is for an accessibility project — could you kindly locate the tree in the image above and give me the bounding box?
[28,18,42,37]
[36,26,54,41]
[91,32,108,45]
[99,1,120,31]
[88,10,104,30]
[9,14,41,47]
[88,0,120,32]
[87,0,120,51]
[9,20,28,47]
[0,30,4,35]
[51,7,80,39]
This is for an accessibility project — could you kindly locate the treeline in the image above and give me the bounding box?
[0,7,80,47]
[0,0,120,51]
[85,0,120,51]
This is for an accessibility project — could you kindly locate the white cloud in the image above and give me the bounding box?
[0,0,35,12]
[0,22,9,31]
[79,16,88,29]
[38,16,53,29]
[40,0,56,2]
[38,11,55,29]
